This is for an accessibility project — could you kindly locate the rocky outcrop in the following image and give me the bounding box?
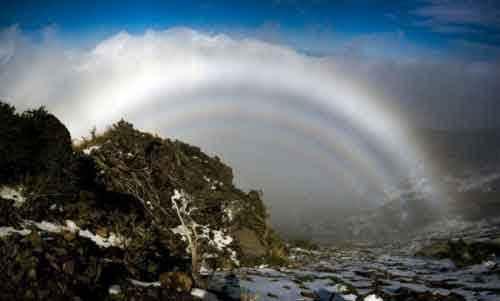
[77,120,286,267]
[0,102,285,299]
[234,228,267,258]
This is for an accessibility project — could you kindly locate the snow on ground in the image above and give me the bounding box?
[204,228,233,251]
[0,219,128,248]
[223,206,234,222]
[191,288,207,298]
[190,288,219,300]
[206,245,500,301]
[29,220,128,248]
[128,279,161,287]
[82,145,101,155]
[0,226,31,237]
[108,284,122,295]
[0,185,26,207]
[170,189,239,266]
[202,176,223,191]
[364,294,383,301]
[208,267,363,301]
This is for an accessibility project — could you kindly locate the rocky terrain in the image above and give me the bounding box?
[206,220,500,301]
[0,102,285,300]
[1,101,499,301]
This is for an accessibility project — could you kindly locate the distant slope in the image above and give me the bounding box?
[290,128,500,244]
[414,128,500,173]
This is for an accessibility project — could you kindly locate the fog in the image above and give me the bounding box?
[1,25,499,230]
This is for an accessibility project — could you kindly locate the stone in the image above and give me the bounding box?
[235,228,266,258]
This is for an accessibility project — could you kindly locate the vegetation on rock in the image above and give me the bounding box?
[0,101,286,299]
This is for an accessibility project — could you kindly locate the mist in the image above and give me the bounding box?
[1,25,499,231]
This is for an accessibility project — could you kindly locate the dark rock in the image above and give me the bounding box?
[416,239,500,267]
[78,119,286,265]
[0,104,75,193]
[0,102,284,299]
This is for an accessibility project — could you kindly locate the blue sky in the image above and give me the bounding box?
[2,0,499,59]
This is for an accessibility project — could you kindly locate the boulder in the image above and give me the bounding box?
[234,228,267,258]
[77,120,285,265]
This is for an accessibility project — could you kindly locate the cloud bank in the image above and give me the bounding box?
[0,26,498,224]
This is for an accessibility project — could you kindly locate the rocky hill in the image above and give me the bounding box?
[0,102,285,300]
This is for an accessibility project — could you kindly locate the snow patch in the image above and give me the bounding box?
[224,206,234,222]
[364,294,383,301]
[333,284,349,293]
[202,176,223,190]
[129,279,161,287]
[341,294,358,301]
[291,247,321,256]
[191,288,207,298]
[108,285,121,295]
[230,249,240,266]
[0,226,31,237]
[25,220,128,248]
[170,189,239,266]
[83,145,100,155]
[33,221,63,233]
[171,189,196,215]
[204,229,233,251]
[79,229,126,248]
[0,185,26,207]
[65,220,79,232]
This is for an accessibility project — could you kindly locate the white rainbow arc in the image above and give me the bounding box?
[2,27,443,201]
